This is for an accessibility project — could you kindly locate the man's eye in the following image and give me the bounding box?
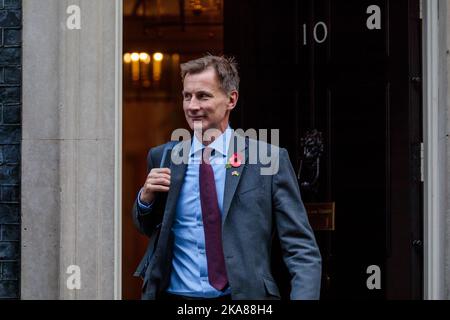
[183,94,191,100]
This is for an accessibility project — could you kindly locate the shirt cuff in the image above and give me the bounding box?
[137,188,153,211]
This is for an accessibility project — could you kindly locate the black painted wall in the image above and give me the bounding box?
[0,0,21,299]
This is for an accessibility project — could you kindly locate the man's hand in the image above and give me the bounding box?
[140,168,171,204]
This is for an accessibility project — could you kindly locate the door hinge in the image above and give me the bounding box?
[420,142,424,182]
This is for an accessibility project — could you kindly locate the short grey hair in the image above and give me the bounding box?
[180,55,240,94]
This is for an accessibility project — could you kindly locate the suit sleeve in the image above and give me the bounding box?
[132,147,163,238]
[272,148,322,300]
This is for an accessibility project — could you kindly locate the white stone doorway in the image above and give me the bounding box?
[21,0,123,299]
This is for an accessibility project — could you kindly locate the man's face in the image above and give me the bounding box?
[182,67,238,134]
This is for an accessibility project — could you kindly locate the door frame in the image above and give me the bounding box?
[422,0,447,300]
[113,0,447,300]
[114,0,124,300]
[21,0,124,299]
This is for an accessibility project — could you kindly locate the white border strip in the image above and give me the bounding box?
[423,0,443,300]
[114,0,123,300]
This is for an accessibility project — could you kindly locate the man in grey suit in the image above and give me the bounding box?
[132,55,321,300]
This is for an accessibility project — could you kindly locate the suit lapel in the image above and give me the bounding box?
[160,134,248,228]
[161,140,189,227]
[222,133,248,226]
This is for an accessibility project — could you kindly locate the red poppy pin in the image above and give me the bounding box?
[226,152,243,169]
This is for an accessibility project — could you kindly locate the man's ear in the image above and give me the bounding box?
[228,90,239,110]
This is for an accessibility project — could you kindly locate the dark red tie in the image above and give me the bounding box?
[199,147,228,291]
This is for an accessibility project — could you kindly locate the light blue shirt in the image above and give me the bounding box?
[138,126,233,298]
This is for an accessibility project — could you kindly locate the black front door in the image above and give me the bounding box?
[224,0,423,299]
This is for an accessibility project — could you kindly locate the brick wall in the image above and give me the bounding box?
[0,0,21,299]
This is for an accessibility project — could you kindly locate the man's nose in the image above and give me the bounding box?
[187,97,200,110]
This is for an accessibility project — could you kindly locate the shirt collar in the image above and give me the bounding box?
[190,125,233,158]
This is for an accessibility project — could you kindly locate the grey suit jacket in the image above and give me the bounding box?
[132,133,322,300]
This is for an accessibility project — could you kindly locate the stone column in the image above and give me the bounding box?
[21,0,122,299]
